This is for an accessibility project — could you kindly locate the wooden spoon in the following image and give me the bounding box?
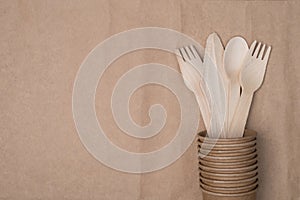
[223,37,248,135]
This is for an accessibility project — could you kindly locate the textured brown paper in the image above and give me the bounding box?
[0,0,299,199]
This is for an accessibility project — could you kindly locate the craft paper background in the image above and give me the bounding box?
[0,0,299,199]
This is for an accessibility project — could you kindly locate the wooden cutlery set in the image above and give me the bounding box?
[176,33,271,199]
[176,33,271,138]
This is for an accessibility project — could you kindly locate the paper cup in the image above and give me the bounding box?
[199,156,257,168]
[200,180,258,194]
[199,146,256,157]
[199,163,258,174]
[198,140,256,151]
[200,174,258,188]
[199,151,257,163]
[199,168,258,181]
[198,130,259,200]
[201,185,257,200]
[198,129,256,145]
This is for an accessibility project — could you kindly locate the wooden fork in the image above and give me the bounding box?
[229,41,271,137]
[175,47,211,131]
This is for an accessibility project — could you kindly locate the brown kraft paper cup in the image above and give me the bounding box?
[198,130,258,200]
[200,180,258,194]
[198,129,256,145]
[201,186,257,200]
[199,156,257,168]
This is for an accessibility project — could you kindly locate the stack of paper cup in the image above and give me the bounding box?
[198,130,258,200]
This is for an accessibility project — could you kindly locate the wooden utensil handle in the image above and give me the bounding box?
[195,82,211,132]
[226,82,241,133]
[229,93,253,137]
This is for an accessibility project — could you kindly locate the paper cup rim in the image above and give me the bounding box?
[199,163,258,173]
[199,156,257,168]
[199,146,256,157]
[199,168,258,178]
[200,174,258,184]
[199,140,256,149]
[200,185,258,197]
[200,180,258,191]
[198,129,257,144]
[198,150,257,161]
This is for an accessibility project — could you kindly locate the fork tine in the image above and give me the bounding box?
[175,49,184,63]
[175,49,185,71]
[185,46,195,59]
[180,47,189,61]
[253,42,261,57]
[263,46,272,62]
[249,41,257,55]
[258,44,266,59]
[190,45,201,60]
